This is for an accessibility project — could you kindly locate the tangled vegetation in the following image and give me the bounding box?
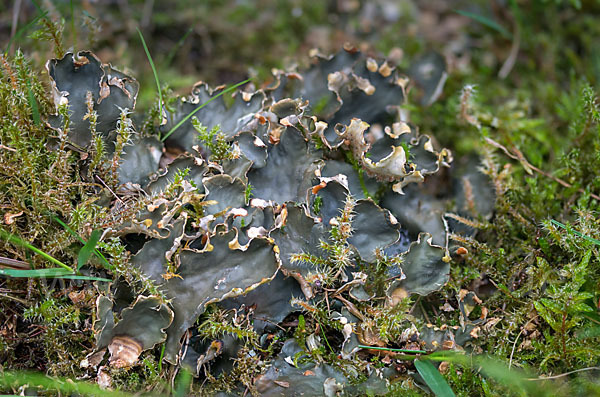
[2,1,600,396]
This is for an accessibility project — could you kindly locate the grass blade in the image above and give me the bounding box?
[0,228,73,272]
[70,0,76,49]
[27,79,41,126]
[550,219,600,245]
[77,229,101,270]
[0,267,73,277]
[424,351,550,395]
[5,10,48,54]
[164,27,193,67]
[0,370,132,397]
[30,0,44,14]
[54,274,111,282]
[0,267,110,281]
[137,27,164,129]
[51,215,113,270]
[357,345,426,354]
[174,368,192,397]
[454,9,512,39]
[471,356,538,394]
[415,359,456,397]
[161,78,250,142]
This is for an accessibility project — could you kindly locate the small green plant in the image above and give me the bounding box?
[110,107,135,187]
[23,297,80,328]
[29,9,65,58]
[84,91,106,178]
[244,182,254,202]
[319,196,355,276]
[26,78,40,126]
[374,301,414,343]
[191,118,233,161]
[194,305,265,395]
[197,305,258,343]
[290,196,355,286]
[164,167,194,197]
[98,236,164,298]
[312,195,323,214]
[52,215,112,270]
[532,250,598,369]
[342,150,374,201]
[293,313,307,346]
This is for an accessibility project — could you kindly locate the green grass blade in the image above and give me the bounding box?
[0,228,73,272]
[77,229,101,270]
[54,274,111,282]
[0,370,132,397]
[137,27,164,128]
[158,344,166,372]
[4,10,49,54]
[0,268,73,277]
[550,219,600,245]
[27,79,41,126]
[161,79,251,142]
[164,27,193,67]
[454,9,512,39]
[70,0,76,49]
[0,267,110,281]
[424,351,549,395]
[471,356,538,394]
[357,345,426,354]
[51,215,112,270]
[82,10,96,20]
[30,0,44,14]
[174,368,192,397]
[415,359,456,397]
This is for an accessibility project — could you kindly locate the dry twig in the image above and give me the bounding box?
[485,137,600,201]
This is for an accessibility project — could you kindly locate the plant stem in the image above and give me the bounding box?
[561,312,567,360]
[137,27,163,131]
[0,229,73,272]
[357,345,426,354]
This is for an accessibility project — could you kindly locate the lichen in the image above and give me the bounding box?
[6,5,600,393]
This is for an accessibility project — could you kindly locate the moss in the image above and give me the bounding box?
[193,305,265,395]
[197,305,259,344]
[22,297,90,375]
[443,364,494,397]
[4,1,600,394]
[423,80,600,391]
[0,51,97,376]
[191,118,233,162]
